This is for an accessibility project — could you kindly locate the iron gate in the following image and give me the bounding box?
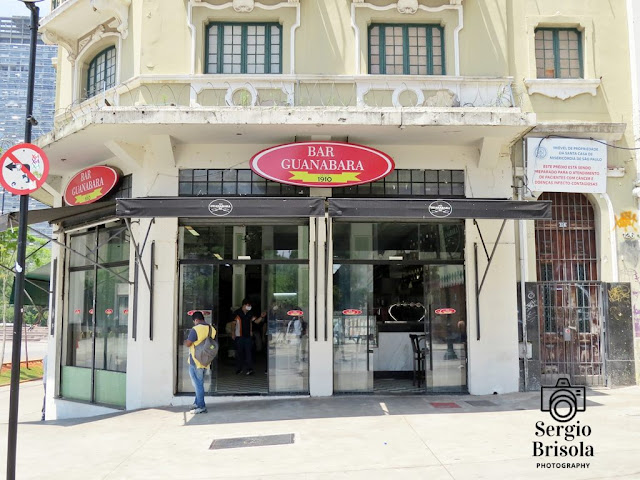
[535,281,605,386]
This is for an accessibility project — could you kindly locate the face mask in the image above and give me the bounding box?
[246,306,252,311]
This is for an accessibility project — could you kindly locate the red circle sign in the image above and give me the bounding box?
[89,308,94,314]
[287,310,304,316]
[64,166,119,206]
[0,143,49,195]
[74,309,81,314]
[123,309,129,314]
[343,309,362,315]
[105,309,113,314]
[250,142,395,188]
[435,308,456,315]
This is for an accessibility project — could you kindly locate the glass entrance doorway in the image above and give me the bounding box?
[332,222,467,394]
[177,222,309,395]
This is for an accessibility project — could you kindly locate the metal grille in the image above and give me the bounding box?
[535,192,603,386]
[178,169,309,197]
[334,169,464,198]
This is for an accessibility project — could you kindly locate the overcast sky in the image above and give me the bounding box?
[0,1,51,18]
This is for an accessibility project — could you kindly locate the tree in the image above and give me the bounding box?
[0,227,51,366]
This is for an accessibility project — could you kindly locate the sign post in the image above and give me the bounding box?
[5,2,48,480]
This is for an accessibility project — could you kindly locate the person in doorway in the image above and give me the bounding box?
[232,299,265,375]
[184,310,216,414]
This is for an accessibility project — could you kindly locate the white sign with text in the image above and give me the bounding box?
[526,137,607,193]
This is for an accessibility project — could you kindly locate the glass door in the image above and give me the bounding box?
[177,264,218,394]
[333,264,375,392]
[424,264,467,393]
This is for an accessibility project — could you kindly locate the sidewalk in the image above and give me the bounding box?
[1,381,639,479]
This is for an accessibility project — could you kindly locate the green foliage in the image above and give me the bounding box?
[0,227,51,325]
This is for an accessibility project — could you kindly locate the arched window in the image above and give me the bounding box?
[86,46,116,99]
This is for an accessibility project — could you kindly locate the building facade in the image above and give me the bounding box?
[36,0,638,419]
[0,16,57,235]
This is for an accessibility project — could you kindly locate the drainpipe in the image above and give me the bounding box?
[518,140,529,391]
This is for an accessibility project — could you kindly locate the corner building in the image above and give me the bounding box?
[36,0,638,419]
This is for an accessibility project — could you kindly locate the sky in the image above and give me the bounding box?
[0,1,51,18]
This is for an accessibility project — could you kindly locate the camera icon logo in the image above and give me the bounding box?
[540,378,586,422]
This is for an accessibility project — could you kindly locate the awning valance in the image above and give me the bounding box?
[0,201,116,232]
[116,197,325,218]
[328,198,552,220]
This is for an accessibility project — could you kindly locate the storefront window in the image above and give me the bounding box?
[179,224,308,260]
[61,223,130,407]
[333,222,464,261]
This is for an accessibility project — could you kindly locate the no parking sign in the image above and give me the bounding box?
[0,143,49,195]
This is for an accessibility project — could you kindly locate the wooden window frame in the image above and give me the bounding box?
[535,28,583,79]
[86,46,116,99]
[368,23,445,75]
[205,22,283,74]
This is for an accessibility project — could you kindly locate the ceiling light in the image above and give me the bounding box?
[184,226,199,237]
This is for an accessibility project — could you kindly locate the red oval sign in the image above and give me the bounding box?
[343,309,362,315]
[74,309,81,314]
[123,309,129,314]
[287,310,304,316]
[435,308,456,315]
[105,308,114,315]
[64,166,119,206]
[250,142,395,188]
[89,309,94,314]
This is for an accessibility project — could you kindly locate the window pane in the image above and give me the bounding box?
[65,270,95,368]
[94,266,129,372]
[70,232,96,267]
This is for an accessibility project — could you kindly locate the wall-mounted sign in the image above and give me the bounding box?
[0,143,49,195]
[64,166,119,206]
[428,200,452,218]
[208,199,233,216]
[287,310,304,316]
[526,138,607,193]
[250,142,395,188]
[342,309,363,315]
[435,308,456,315]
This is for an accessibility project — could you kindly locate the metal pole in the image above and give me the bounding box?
[7,3,39,479]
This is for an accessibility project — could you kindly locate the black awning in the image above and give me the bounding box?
[328,198,552,220]
[0,201,117,232]
[116,197,325,218]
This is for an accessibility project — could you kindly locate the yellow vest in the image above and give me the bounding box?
[189,323,217,368]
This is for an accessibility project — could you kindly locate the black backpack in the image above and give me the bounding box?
[193,325,219,366]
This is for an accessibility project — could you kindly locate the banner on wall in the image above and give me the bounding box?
[526,137,607,193]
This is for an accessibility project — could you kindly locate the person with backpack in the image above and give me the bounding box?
[184,310,217,414]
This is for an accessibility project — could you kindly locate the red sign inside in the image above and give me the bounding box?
[287,310,304,316]
[74,309,81,314]
[89,308,94,314]
[105,309,114,314]
[250,142,394,188]
[343,309,362,315]
[435,308,456,315]
[64,166,119,206]
[123,309,129,314]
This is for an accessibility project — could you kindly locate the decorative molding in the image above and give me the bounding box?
[232,0,254,12]
[397,0,419,14]
[41,30,77,65]
[351,1,463,75]
[78,25,107,57]
[90,0,132,39]
[524,78,601,100]
[188,0,300,74]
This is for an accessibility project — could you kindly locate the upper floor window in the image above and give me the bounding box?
[86,46,116,99]
[369,24,444,75]
[206,23,282,74]
[535,28,583,79]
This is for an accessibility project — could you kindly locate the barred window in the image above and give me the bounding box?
[369,24,444,75]
[206,23,282,74]
[179,169,308,197]
[535,28,583,79]
[86,46,116,99]
[334,170,464,197]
